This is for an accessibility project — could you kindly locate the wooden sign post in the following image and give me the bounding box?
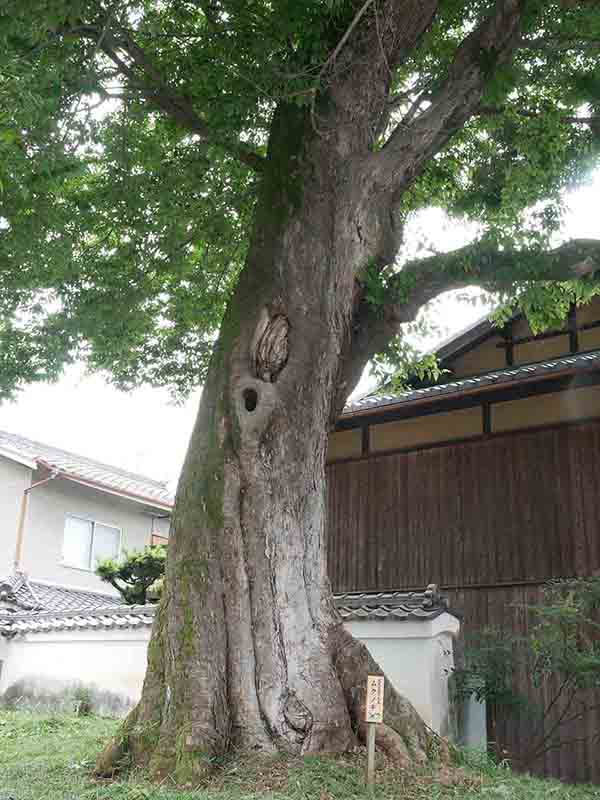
[365,674,384,787]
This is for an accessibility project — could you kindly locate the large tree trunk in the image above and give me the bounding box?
[97,104,436,782]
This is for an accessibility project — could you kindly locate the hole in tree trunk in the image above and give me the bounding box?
[243,388,258,412]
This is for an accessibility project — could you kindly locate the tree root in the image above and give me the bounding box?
[331,625,449,767]
[95,706,139,778]
[96,624,448,780]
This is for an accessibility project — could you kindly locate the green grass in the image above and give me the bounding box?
[0,710,599,800]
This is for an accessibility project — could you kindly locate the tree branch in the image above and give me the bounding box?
[396,238,600,298]
[70,22,265,171]
[373,0,525,195]
[477,105,600,126]
[316,0,439,144]
[310,0,376,133]
[337,238,600,409]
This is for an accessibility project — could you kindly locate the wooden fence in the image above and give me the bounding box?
[327,419,600,783]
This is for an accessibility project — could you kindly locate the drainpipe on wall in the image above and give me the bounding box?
[13,468,60,572]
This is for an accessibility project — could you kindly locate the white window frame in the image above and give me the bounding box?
[62,514,122,571]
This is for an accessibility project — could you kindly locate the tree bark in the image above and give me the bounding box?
[96,102,438,781]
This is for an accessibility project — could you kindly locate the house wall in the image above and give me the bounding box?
[328,418,600,592]
[0,615,459,736]
[370,406,481,453]
[448,335,506,378]
[0,456,32,576]
[445,295,600,380]
[327,418,600,782]
[492,384,600,432]
[20,477,158,592]
[327,429,362,462]
[328,382,600,466]
[324,298,600,781]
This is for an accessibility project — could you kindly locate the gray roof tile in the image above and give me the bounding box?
[1,583,452,636]
[1,603,156,635]
[343,349,600,416]
[0,574,122,614]
[0,430,173,508]
[335,584,451,621]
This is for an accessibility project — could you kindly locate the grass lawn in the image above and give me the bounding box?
[1,710,599,800]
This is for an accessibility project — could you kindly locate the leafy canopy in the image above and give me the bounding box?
[1,1,600,399]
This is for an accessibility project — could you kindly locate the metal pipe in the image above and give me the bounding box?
[13,469,60,572]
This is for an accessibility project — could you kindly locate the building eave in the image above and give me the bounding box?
[35,461,173,512]
[0,447,36,471]
[339,350,600,425]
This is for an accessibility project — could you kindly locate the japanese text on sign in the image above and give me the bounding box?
[365,675,384,723]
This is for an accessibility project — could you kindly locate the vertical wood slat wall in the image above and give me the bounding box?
[327,419,600,783]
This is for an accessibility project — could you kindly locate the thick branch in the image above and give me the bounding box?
[337,238,600,407]
[318,0,439,145]
[373,0,525,194]
[397,238,600,298]
[335,293,406,413]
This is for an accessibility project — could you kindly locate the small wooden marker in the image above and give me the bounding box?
[365,674,384,787]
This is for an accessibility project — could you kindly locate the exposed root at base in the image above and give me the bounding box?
[96,745,469,795]
[331,625,449,767]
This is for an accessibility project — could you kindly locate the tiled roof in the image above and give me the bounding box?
[335,584,451,621]
[343,349,600,416]
[0,573,121,614]
[1,603,156,636]
[0,584,452,636]
[0,430,173,509]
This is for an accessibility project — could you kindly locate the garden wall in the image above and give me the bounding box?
[0,610,461,735]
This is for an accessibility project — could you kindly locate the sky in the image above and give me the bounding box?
[1,172,598,489]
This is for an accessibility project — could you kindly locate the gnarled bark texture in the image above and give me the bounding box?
[96,1,538,779]
[96,102,439,782]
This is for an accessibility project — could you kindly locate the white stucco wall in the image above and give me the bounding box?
[0,627,149,710]
[20,476,164,592]
[0,614,459,735]
[345,613,460,735]
[0,456,32,576]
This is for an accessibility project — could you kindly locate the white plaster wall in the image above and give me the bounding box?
[0,456,32,576]
[346,613,460,735]
[0,615,459,733]
[21,476,162,592]
[0,627,150,709]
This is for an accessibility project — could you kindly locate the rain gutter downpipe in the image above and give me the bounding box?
[13,468,60,572]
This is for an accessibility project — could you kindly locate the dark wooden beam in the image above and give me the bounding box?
[482,403,491,435]
[503,321,514,366]
[568,303,579,353]
[361,425,370,456]
[495,317,600,349]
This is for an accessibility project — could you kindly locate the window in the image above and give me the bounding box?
[63,515,120,570]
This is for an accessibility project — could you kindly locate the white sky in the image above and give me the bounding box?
[1,173,598,489]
